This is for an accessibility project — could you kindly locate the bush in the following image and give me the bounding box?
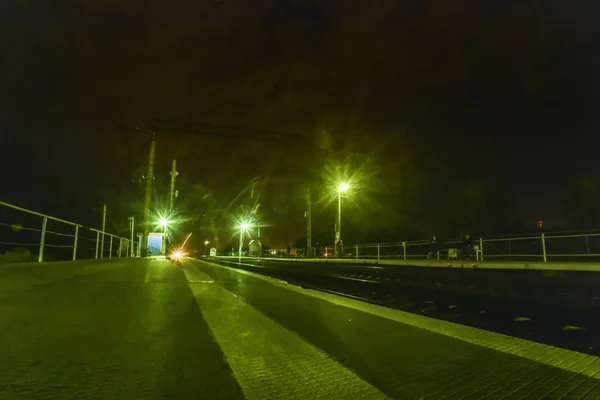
[1,247,34,263]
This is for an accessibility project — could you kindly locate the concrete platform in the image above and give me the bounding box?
[220,256,600,272]
[1,258,600,398]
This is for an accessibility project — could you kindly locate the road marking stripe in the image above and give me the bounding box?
[183,264,388,400]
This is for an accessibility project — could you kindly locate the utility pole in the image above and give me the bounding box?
[129,216,135,258]
[213,235,220,254]
[164,159,178,256]
[306,188,312,258]
[169,159,178,210]
[257,226,261,258]
[337,191,342,258]
[141,132,156,258]
[100,204,107,259]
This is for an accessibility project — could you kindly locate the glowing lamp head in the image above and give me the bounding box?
[159,217,169,228]
[338,182,350,193]
[240,222,251,231]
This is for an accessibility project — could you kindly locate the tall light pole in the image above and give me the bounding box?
[306,187,312,258]
[336,182,349,258]
[100,204,107,259]
[239,222,250,260]
[129,216,135,257]
[204,240,209,255]
[169,159,178,210]
[141,131,157,258]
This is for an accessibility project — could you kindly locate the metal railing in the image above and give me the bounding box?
[262,231,600,263]
[0,200,137,263]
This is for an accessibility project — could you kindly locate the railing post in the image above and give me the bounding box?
[541,233,547,262]
[402,241,406,260]
[586,235,590,254]
[356,244,359,260]
[377,243,380,261]
[95,231,100,259]
[72,226,79,260]
[125,240,130,258]
[109,236,113,258]
[118,238,122,258]
[38,217,48,263]
[479,237,484,261]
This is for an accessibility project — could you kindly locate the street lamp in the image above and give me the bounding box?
[336,182,349,258]
[204,240,209,255]
[239,222,251,259]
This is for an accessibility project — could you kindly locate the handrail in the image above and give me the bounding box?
[262,229,600,263]
[0,200,134,262]
[0,200,82,227]
[483,236,541,242]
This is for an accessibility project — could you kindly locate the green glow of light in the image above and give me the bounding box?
[338,182,350,193]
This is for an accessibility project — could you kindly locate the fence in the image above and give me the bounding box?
[262,231,600,263]
[0,200,137,263]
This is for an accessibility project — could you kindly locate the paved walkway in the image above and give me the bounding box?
[1,258,599,399]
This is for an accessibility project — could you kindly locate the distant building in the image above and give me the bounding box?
[249,240,261,256]
[147,233,165,255]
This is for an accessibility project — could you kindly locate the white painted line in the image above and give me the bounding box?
[188,259,288,285]
[207,261,600,379]
[183,264,388,400]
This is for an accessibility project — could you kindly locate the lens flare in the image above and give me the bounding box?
[171,249,186,260]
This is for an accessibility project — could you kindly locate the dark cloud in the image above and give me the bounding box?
[1,0,599,245]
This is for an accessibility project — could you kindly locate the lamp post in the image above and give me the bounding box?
[336,182,349,258]
[239,222,251,259]
[204,240,209,256]
[128,216,135,258]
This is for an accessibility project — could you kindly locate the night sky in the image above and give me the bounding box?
[1,1,599,249]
